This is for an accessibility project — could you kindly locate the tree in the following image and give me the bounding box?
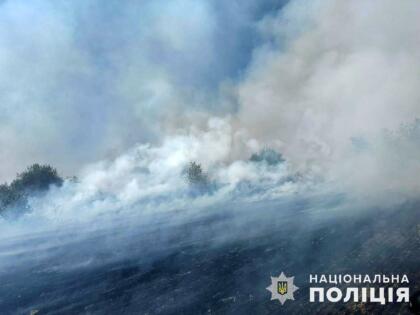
[10,164,63,193]
[0,164,63,216]
[0,184,20,212]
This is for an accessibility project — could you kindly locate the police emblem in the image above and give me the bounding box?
[277,281,288,295]
[267,272,298,305]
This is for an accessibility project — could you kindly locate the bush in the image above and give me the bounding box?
[250,148,285,165]
[0,164,63,216]
[185,161,209,190]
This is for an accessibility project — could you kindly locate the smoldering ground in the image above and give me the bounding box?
[0,190,418,314]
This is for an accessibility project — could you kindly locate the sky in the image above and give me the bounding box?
[1,0,420,204]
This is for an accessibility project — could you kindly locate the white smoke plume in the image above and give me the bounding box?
[232,0,420,199]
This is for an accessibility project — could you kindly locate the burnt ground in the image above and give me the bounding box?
[0,196,418,315]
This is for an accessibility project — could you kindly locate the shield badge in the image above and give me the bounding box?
[277,281,288,295]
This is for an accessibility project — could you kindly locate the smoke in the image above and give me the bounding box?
[1,3,419,312]
[0,0,419,224]
[0,0,287,182]
[233,0,420,199]
[0,117,296,230]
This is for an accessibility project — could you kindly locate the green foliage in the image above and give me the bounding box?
[0,164,63,215]
[250,148,285,165]
[185,161,209,188]
[11,164,63,192]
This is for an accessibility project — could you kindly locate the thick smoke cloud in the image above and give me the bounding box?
[234,0,420,199]
[4,118,296,231]
[1,0,420,206]
[0,0,287,182]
